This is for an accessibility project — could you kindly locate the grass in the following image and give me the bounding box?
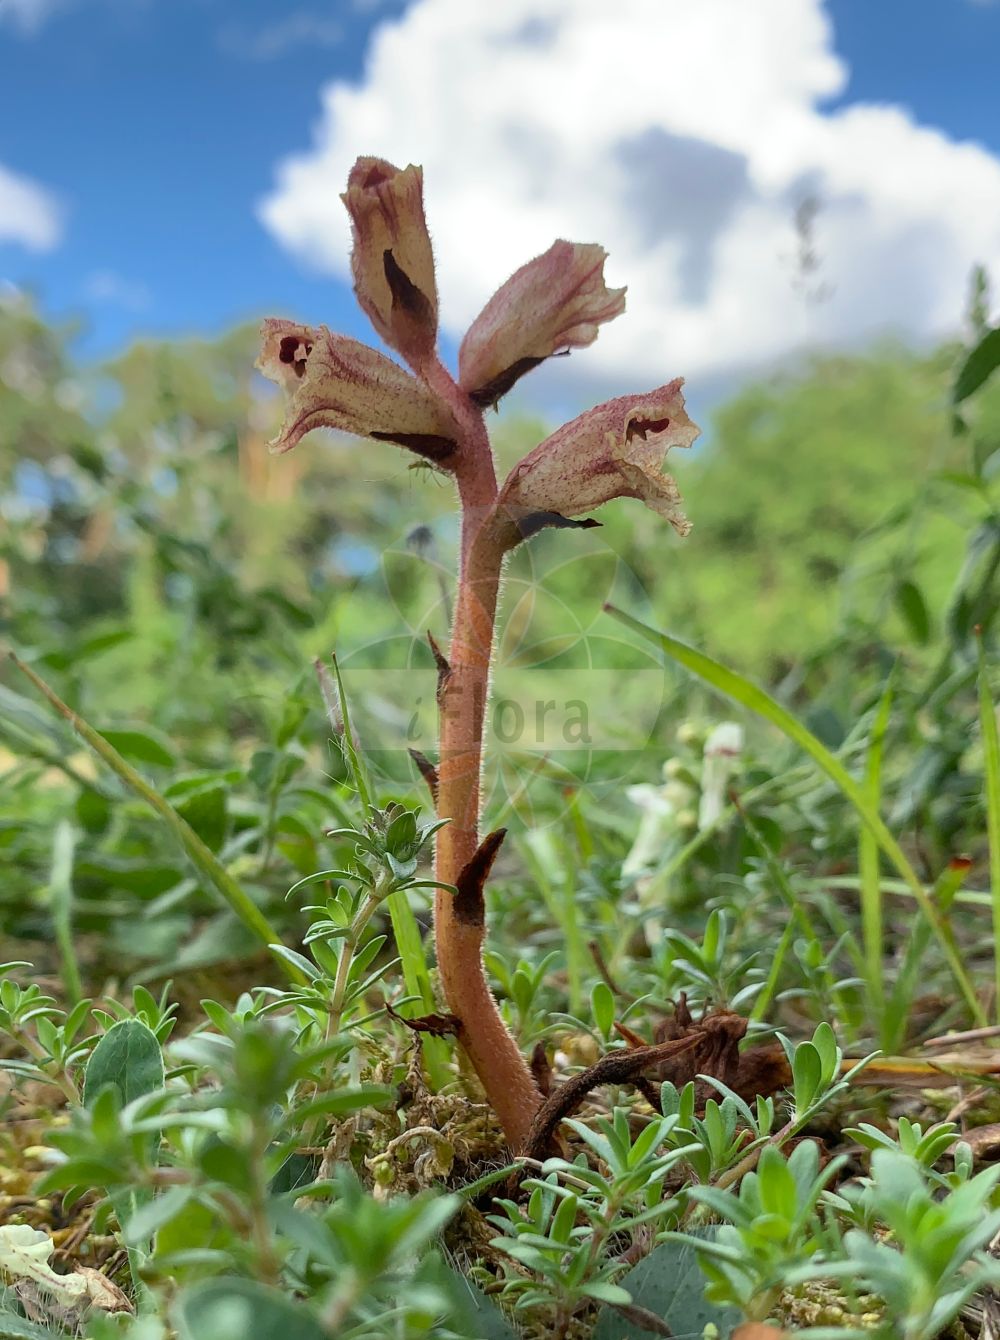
[2,303,999,1340]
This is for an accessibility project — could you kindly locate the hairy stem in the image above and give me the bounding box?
[418,356,542,1150]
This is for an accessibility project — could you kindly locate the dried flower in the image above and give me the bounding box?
[458,240,626,408]
[256,320,456,463]
[498,380,698,533]
[341,157,438,364]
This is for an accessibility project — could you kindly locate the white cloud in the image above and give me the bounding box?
[218,13,343,61]
[258,0,1000,392]
[0,0,152,33]
[83,270,151,311]
[0,162,62,251]
[0,0,68,32]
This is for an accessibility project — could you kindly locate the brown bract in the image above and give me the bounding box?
[341,157,438,363]
[498,380,699,534]
[458,240,626,407]
[256,320,457,463]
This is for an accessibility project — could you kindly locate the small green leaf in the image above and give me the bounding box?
[99,726,177,768]
[0,1310,63,1339]
[84,1018,164,1108]
[75,787,111,834]
[954,326,1000,404]
[448,1270,520,1340]
[197,1140,255,1194]
[581,1281,632,1306]
[173,1279,328,1340]
[40,628,132,670]
[173,785,228,852]
[591,981,615,1039]
[124,1185,193,1245]
[0,683,67,749]
[267,945,321,982]
[893,579,931,644]
[593,1234,738,1339]
[156,1197,232,1263]
[792,1041,821,1112]
[811,1021,840,1084]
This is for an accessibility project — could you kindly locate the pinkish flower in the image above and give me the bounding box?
[458,241,626,408]
[497,381,698,535]
[341,157,438,365]
[258,156,698,524]
[256,319,456,463]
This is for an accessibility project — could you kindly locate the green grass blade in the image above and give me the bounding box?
[386,891,433,1008]
[49,820,83,1007]
[519,831,586,1014]
[328,653,373,816]
[860,675,894,1038]
[385,888,449,1085]
[750,918,795,1026]
[977,636,1000,1022]
[738,806,828,1027]
[604,607,986,1026]
[885,858,971,1051]
[10,653,307,987]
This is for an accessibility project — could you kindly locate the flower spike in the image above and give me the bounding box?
[258,154,700,1152]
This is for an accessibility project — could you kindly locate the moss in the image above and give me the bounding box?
[774,1278,884,1329]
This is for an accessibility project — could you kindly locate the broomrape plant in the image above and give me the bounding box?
[4,149,997,1340]
[258,155,698,1150]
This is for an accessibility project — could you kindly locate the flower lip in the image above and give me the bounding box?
[257,318,457,461]
[626,416,672,441]
[278,334,312,379]
[497,380,698,537]
[459,240,626,408]
[352,159,395,190]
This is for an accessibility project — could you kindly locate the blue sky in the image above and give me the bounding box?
[2,0,1000,409]
[0,0,405,353]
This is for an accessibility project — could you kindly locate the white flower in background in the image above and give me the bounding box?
[698,721,744,830]
[623,721,743,880]
[622,768,697,880]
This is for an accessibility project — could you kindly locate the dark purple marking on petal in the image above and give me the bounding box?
[515,511,603,540]
[383,249,434,323]
[468,355,547,409]
[625,416,672,442]
[370,430,457,462]
[279,335,312,379]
